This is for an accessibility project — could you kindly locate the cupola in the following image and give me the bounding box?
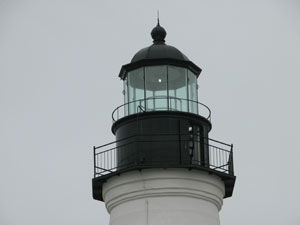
[117,21,207,121]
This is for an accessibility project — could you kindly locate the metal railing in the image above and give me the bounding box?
[112,97,211,123]
[93,135,233,178]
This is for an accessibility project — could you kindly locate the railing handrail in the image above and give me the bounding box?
[111,97,211,123]
[93,137,234,178]
[94,134,231,151]
[94,134,139,150]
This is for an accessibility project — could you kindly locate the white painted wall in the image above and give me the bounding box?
[103,168,225,225]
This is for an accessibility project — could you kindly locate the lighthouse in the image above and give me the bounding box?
[92,21,236,225]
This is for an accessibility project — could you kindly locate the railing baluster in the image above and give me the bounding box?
[229,144,234,175]
[219,147,221,170]
[93,135,233,177]
[106,151,108,172]
[110,149,112,171]
[222,150,224,171]
[214,146,216,169]
[114,148,116,170]
[104,152,106,174]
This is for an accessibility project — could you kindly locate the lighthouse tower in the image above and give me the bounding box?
[92,21,236,225]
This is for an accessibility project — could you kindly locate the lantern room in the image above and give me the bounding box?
[118,21,204,118]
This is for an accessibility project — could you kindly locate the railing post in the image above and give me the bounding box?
[228,144,234,175]
[93,146,96,178]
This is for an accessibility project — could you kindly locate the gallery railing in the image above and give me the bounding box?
[93,135,234,178]
[112,97,211,122]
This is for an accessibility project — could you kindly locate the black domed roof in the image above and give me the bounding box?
[131,44,189,63]
[131,21,189,63]
[119,21,201,79]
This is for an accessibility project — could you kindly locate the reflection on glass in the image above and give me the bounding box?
[145,66,167,111]
[188,70,198,114]
[123,65,199,117]
[168,66,188,112]
[127,68,145,115]
[123,78,128,116]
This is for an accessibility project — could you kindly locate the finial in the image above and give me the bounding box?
[151,14,167,44]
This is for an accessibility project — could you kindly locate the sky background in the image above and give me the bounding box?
[1,0,300,225]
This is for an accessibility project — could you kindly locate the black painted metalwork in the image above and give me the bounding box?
[111,97,211,123]
[94,136,233,177]
[92,133,235,201]
[119,59,201,80]
[151,19,166,44]
[119,22,201,79]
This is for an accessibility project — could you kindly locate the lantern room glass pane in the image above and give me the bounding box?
[145,66,167,111]
[123,77,128,116]
[122,66,199,117]
[168,66,188,112]
[127,68,145,115]
[188,70,198,114]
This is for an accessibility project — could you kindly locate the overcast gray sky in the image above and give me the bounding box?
[1,0,300,225]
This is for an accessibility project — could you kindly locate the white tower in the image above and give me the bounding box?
[92,21,235,225]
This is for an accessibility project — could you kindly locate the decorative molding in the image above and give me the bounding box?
[103,169,225,213]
